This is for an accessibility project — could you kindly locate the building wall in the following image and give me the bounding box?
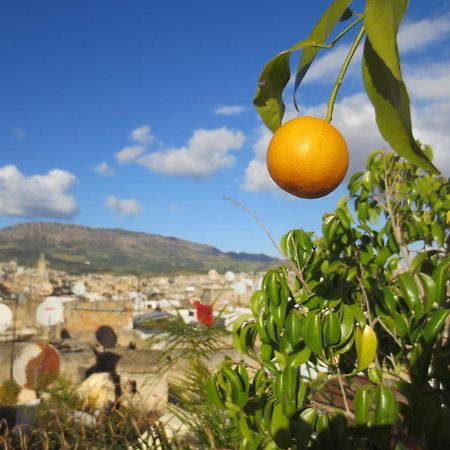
[63,301,134,335]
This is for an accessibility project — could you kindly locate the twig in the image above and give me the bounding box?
[375,317,402,348]
[222,196,311,294]
[382,156,425,298]
[336,362,350,414]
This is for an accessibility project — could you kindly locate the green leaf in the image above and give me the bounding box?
[336,206,353,230]
[355,385,373,425]
[411,250,439,272]
[368,367,383,383]
[287,344,311,368]
[373,385,399,425]
[350,304,365,328]
[409,340,431,387]
[432,258,450,306]
[254,34,319,132]
[392,312,409,338]
[364,0,407,81]
[254,51,291,133]
[362,38,439,174]
[302,311,323,355]
[323,311,341,346]
[419,273,437,312]
[423,309,450,347]
[294,407,317,449]
[285,310,303,346]
[431,222,445,246]
[397,272,420,311]
[294,0,352,108]
[271,403,292,448]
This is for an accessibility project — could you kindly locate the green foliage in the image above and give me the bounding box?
[169,359,242,448]
[142,311,240,448]
[254,1,438,173]
[143,312,231,367]
[0,379,21,406]
[209,150,450,449]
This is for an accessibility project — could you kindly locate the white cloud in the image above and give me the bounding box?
[12,127,26,139]
[105,196,143,215]
[115,145,146,164]
[242,126,275,192]
[130,125,154,144]
[138,127,245,178]
[214,105,246,115]
[0,165,78,218]
[92,162,115,176]
[398,15,450,53]
[405,62,450,101]
[412,101,450,174]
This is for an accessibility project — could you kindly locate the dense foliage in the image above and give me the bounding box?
[208,150,450,449]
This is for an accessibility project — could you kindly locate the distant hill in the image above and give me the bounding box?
[0,222,278,275]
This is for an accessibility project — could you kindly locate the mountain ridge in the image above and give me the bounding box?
[0,222,277,275]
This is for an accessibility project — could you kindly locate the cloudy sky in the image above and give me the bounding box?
[0,0,449,256]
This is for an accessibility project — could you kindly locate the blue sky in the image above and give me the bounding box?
[0,0,449,257]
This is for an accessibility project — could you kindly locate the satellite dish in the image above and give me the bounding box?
[233,282,247,296]
[0,303,13,333]
[224,271,236,282]
[71,281,86,296]
[36,298,64,326]
[13,342,60,390]
[208,269,219,281]
[95,325,117,349]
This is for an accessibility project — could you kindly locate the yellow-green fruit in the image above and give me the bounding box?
[356,325,378,371]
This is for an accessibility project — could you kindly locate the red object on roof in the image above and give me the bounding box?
[193,301,214,326]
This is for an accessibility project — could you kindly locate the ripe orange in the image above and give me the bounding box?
[266,116,349,199]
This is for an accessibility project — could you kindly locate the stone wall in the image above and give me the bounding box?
[63,300,134,335]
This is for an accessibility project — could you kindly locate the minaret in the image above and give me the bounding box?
[37,252,47,275]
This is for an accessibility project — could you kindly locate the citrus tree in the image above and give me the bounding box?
[207,149,450,449]
[205,2,449,448]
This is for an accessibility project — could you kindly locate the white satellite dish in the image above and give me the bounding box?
[233,282,247,296]
[208,269,219,281]
[0,303,13,333]
[72,280,86,296]
[36,298,64,327]
[225,271,236,282]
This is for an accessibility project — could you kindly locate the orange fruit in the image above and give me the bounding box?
[266,116,349,199]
